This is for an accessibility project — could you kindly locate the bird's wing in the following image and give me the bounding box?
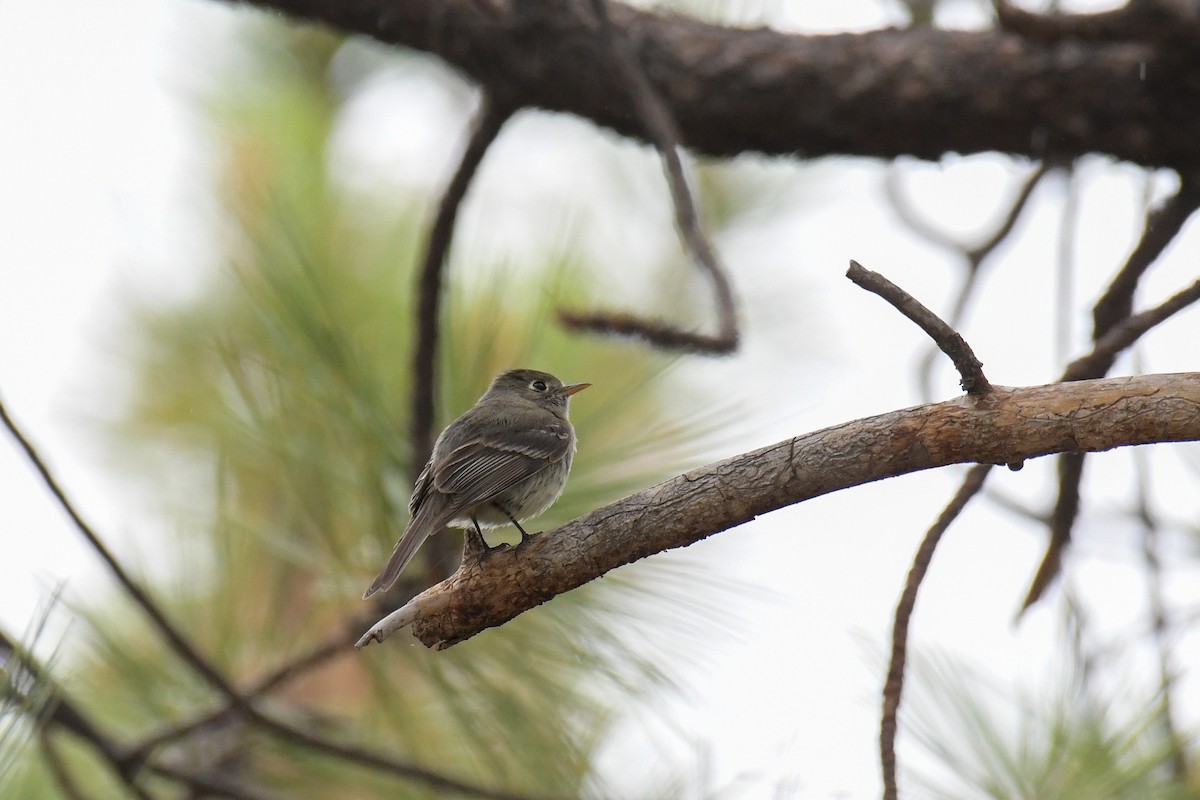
[434,422,573,507]
[362,420,573,599]
[408,458,434,516]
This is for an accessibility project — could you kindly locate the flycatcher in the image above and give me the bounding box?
[363,368,588,599]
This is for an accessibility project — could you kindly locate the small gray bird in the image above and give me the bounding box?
[363,369,589,599]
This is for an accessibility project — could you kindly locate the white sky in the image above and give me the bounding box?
[1,1,1198,798]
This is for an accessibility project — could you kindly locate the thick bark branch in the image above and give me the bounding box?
[234,0,1200,169]
[358,371,1200,649]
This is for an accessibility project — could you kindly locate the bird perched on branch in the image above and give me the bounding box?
[363,368,589,599]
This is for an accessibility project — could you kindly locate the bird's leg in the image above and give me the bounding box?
[464,515,513,565]
[463,516,491,561]
[495,503,532,545]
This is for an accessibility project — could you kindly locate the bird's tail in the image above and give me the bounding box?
[362,501,446,599]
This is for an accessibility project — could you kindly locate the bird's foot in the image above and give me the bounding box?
[494,502,533,548]
[463,523,490,560]
[463,523,515,566]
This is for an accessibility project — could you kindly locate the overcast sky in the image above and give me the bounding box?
[2,1,1199,798]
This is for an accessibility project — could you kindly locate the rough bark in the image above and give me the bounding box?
[355,372,1200,648]
[233,0,1200,169]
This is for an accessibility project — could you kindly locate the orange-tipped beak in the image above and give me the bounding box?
[561,382,590,397]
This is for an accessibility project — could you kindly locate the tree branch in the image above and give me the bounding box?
[1092,174,1200,339]
[358,371,1200,648]
[2,624,557,800]
[249,710,567,800]
[886,162,1053,400]
[229,0,1200,170]
[0,396,246,709]
[558,0,738,354]
[1022,273,1200,611]
[880,463,991,800]
[847,260,991,394]
[411,96,513,476]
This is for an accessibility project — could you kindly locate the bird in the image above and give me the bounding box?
[362,368,589,599]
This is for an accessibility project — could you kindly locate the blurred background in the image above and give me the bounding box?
[2,0,1199,797]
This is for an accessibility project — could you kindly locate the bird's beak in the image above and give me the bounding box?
[560,382,590,397]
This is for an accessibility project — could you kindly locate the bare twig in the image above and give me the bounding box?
[4,626,550,800]
[884,163,1050,269]
[887,163,1050,398]
[1073,278,1200,380]
[967,163,1053,264]
[121,703,244,766]
[411,96,514,475]
[1020,274,1200,611]
[0,396,246,709]
[123,618,374,762]
[0,401,546,799]
[407,97,515,584]
[558,0,738,354]
[1021,202,1200,612]
[250,711,565,800]
[847,261,992,394]
[1092,175,1200,340]
[249,626,359,695]
[1020,451,1085,612]
[555,310,737,353]
[883,167,963,255]
[881,464,991,800]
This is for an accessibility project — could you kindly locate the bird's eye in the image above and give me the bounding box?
[530,380,548,392]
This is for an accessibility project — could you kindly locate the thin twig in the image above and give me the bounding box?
[884,163,1050,268]
[1022,274,1200,611]
[1092,175,1200,340]
[1019,176,1200,611]
[123,619,367,761]
[1072,276,1200,381]
[883,167,962,255]
[880,463,992,800]
[411,96,514,476]
[966,163,1052,264]
[250,627,359,695]
[4,626,547,800]
[887,162,1051,399]
[120,704,247,766]
[1020,452,1084,612]
[847,261,992,394]
[406,97,516,584]
[0,396,246,709]
[559,0,738,353]
[250,710,566,800]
